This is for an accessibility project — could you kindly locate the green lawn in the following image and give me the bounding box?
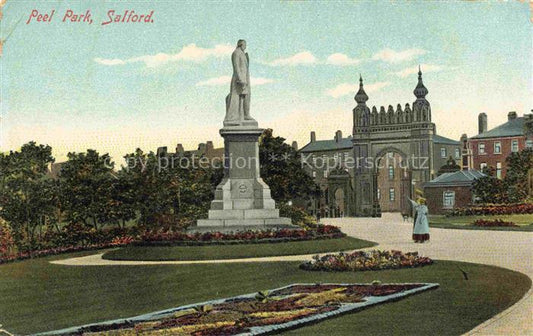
[429,214,533,231]
[102,237,376,261]
[0,251,530,336]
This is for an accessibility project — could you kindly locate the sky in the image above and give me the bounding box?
[1,0,531,162]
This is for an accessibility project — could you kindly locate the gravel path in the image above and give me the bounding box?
[51,213,533,335]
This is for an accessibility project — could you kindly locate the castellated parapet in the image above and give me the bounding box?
[353,68,432,134]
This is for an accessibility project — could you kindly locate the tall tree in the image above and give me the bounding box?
[0,142,55,247]
[60,150,115,229]
[259,129,318,203]
[120,149,221,228]
[505,148,533,203]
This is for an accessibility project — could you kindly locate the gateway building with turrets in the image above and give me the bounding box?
[299,69,461,217]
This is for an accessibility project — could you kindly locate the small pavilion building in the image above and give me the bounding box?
[423,170,485,214]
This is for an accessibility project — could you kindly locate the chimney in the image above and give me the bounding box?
[198,143,207,153]
[478,113,487,134]
[176,143,184,154]
[310,131,316,143]
[156,146,167,157]
[460,133,468,145]
[508,111,517,121]
[335,130,342,143]
[206,141,214,152]
[291,141,298,151]
[460,134,469,171]
[525,113,533,136]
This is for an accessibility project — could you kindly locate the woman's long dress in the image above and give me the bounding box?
[408,199,430,242]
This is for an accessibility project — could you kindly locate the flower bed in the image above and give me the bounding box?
[0,239,131,265]
[136,225,345,246]
[448,203,533,216]
[299,250,433,272]
[0,225,345,265]
[472,219,518,227]
[35,282,439,336]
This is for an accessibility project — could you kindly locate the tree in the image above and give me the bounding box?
[60,150,115,229]
[472,149,533,204]
[120,149,221,228]
[0,142,55,247]
[259,129,318,203]
[472,175,507,204]
[107,169,137,228]
[505,148,533,203]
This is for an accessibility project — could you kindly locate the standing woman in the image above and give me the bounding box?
[408,197,430,243]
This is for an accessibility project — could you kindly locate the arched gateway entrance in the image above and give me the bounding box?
[327,168,352,217]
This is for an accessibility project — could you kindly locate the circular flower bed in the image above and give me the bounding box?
[136,225,345,246]
[472,219,518,227]
[0,225,346,265]
[299,250,433,272]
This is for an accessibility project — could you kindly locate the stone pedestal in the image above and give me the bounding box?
[193,125,293,231]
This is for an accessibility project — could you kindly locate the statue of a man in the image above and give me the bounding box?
[224,39,255,126]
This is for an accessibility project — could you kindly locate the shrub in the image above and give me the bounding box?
[472,219,518,227]
[137,225,345,246]
[279,204,317,228]
[448,203,533,216]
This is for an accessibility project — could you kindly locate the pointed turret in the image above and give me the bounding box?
[354,74,369,105]
[412,66,431,122]
[413,65,428,100]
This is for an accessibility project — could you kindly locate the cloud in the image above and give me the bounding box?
[94,58,126,66]
[325,81,391,98]
[372,48,427,63]
[196,76,274,86]
[196,76,232,86]
[326,53,361,66]
[268,51,317,66]
[94,43,233,68]
[393,64,443,77]
[251,77,275,85]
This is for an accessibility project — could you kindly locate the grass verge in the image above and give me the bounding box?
[102,236,376,261]
[0,251,530,336]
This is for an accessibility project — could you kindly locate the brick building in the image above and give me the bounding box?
[466,112,533,178]
[157,141,224,162]
[423,170,485,214]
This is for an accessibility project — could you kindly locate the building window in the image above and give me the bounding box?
[323,170,328,178]
[388,165,394,179]
[377,188,381,200]
[494,142,501,154]
[496,162,502,179]
[443,191,455,209]
[312,171,316,178]
[527,140,533,148]
[389,188,395,201]
[455,148,461,159]
[511,140,519,152]
[440,148,446,158]
[480,163,487,171]
[478,143,485,154]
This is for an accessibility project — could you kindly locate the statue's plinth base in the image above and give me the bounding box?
[192,125,294,232]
